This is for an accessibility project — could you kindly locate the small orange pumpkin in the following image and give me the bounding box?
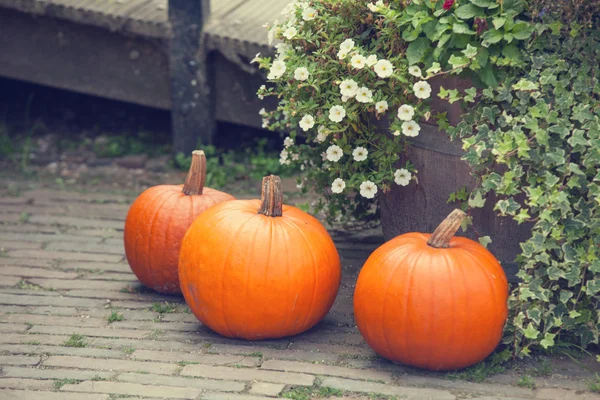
[179,175,341,340]
[354,209,508,371]
[124,151,234,294]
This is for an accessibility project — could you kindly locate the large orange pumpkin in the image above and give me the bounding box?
[124,151,234,294]
[354,209,508,371]
[179,175,341,340]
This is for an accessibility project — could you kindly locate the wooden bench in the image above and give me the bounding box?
[0,0,288,153]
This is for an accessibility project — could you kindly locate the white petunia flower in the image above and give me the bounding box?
[397,104,415,121]
[367,0,384,12]
[259,108,268,117]
[291,153,300,161]
[302,7,317,21]
[366,55,378,67]
[294,67,310,81]
[257,84,266,100]
[299,114,315,131]
[375,101,389,114]
[374,59,394,78]
[351,54,367,70]
[267,60,286,79]
[337,50,349,60]
[283,27,297,40]
[409,66,422,77]
[340,39,355,53]
[283,137,294,148]
[359,181,378,199]
[392,130,401,136]
[280,149,289,161]
[267,23,280,46]
[250,52,261,64]
[402,120,421,137]
[329,105,346,123]
[352,147,368,162]
[413,81,432,99]
[341,95,351,102]
[331,178,346,194]
[262,118,269,129]
[356,87,373,103]
[315,126,328,143]
[394,168,412,186]
[281,3,295,15]
[326,145,344,162]
[340,79,359,98]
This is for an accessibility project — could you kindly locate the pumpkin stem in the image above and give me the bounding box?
[258,175,283,217]
[427,209,467,248]
[182,150,207,196]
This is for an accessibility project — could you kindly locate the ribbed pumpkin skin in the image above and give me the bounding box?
[124,184,234,294]
[354,232,508,371]
[179,199,341,340]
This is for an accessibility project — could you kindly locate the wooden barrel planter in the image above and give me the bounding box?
[378,77,531,280]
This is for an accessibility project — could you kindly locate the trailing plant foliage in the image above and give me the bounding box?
[256,0,600,355]
[446,24,600,356]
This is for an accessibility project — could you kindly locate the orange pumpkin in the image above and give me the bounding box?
[179,175,341,340]
[354,209,508,371]
[124,151,234,294]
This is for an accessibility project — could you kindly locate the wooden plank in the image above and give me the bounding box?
[0,8,171,110]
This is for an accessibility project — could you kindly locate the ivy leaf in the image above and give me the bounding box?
[462,44,479,59]
[426,62,442,75]
[406,37,431,65]
[523,324,539,340]
[469,0,494,7]
[540,333,556,349]
[512,79,539,91]
[468,191,486,208]
[455,4,483,19]
[449,55,469,68]
[478,236,492,248]
[480,64,499,87]
[586,280,600,295]
[453,23,476,35]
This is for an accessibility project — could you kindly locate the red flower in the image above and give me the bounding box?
[443,0,455,10]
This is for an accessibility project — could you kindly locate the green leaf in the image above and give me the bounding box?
[523,324,539,340]
[586,280,600,295]
[481,29,504,46]
[492,17,506,30]
[426,62,442,75]
[448,54,469,68]
[480,64,499,87]
[453,23,476,35]
[455,4,483,19]
[540,333,556,349]
[468,191,486,208]
[469,0,493,6]
[478,236,492,248]
[512,79,538,91]
[462,44,478,59]
[511,21,535,40]
[406,37,431,65]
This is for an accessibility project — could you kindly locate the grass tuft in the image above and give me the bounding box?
[63,333,88,348]
[107,310,124,323]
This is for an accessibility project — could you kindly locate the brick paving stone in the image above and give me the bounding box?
[28,325,153,339]
[1,313,108,328]
[202,393,277,400]
[249,382,285,397]
[296,330,365,346]
[111,301,156,309]
[0,378,55,391]
[132,349,260,367]
[117,372,246,392]
[0,277,21,287]
[0,257,54,268]
[0,324,29,333]
[0,240,43,250]
[111,321,201,332]
[0,333,67,346]
[260,360,393,382]
[28,215,124,230]
[0,344,126,359]
[157,314,199,323]
[321,377,456,400]
[535,389,600,400]
[181,364,315,386]
[289,342,376,358]
[44,355,179,375]
[1,366,113,381]
[59,261,131,273]
[7,249,123,263]
[0,389,109,400]
[45,242,124,255]
[471,398,532,400]
[0,288,61,297]
[61,381,201,399]
[84,273,137,282]
[28,278,126,291]
[0,232,100,244]
[0,266,79,279]
[65,290,175,302]
[0,214,21,223]
[208,344,338,363]
[0,355,40,365]
[69,229,122,238]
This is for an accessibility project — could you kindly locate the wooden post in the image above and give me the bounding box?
[169,0,214,155]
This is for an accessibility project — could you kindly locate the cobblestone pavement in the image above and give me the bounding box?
[1,183,600,400]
